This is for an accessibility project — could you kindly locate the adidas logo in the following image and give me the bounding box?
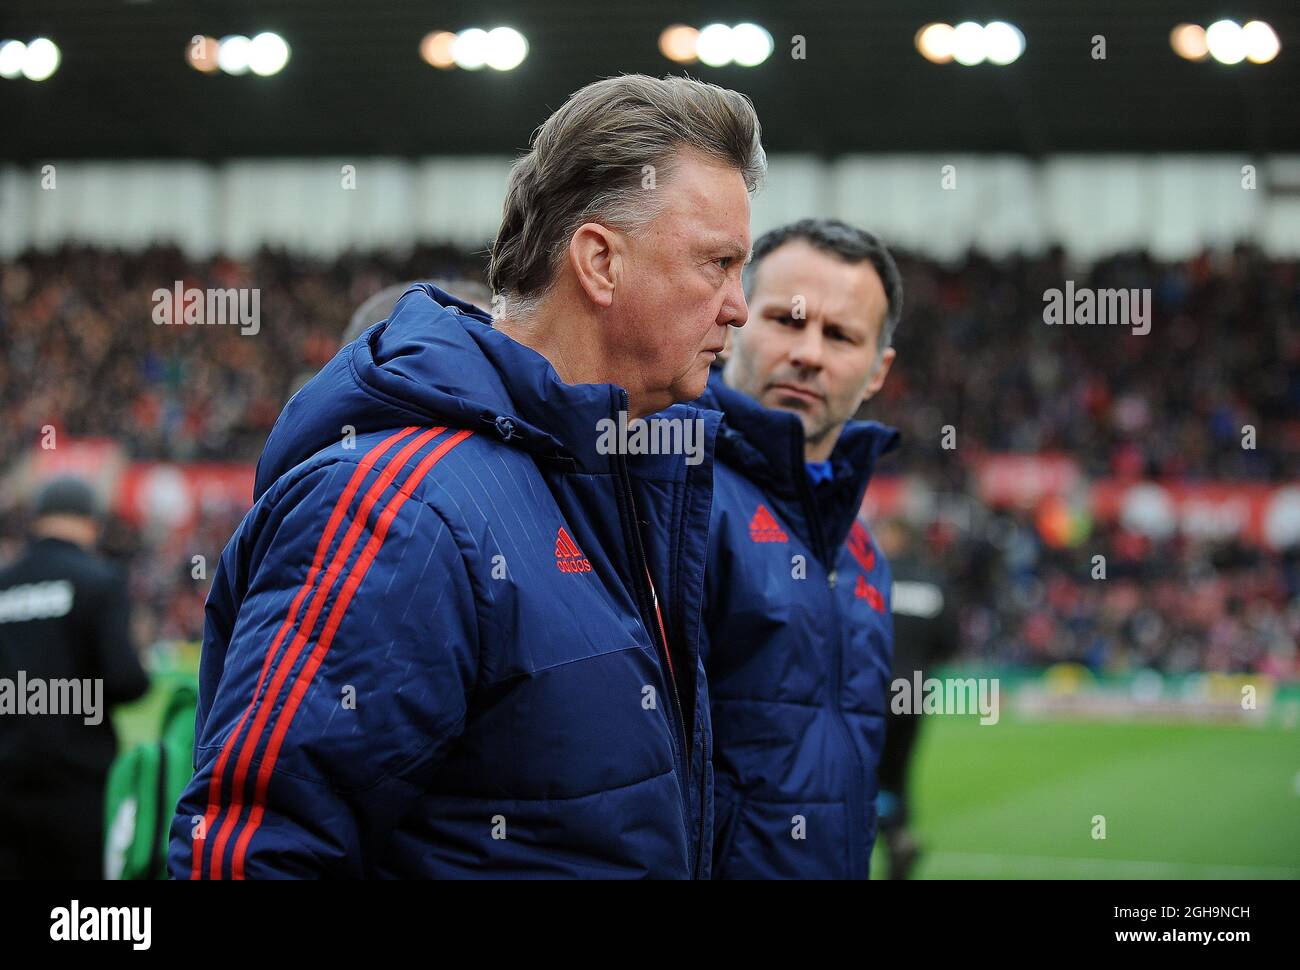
[555,527,592,573]
[847,521,876,572]
[855,574,884,611]
[748,504,788,543]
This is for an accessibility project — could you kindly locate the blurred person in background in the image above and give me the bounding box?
[342,282,418,347]
[700,219,901,878]
[341,278,493,346]
[0,476,149,879]
[276,279,497,402]
[874,517,960,879]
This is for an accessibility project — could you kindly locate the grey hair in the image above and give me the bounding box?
[489,73,766,316]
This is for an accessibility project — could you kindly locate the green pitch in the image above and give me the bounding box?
[873,716,1300,879]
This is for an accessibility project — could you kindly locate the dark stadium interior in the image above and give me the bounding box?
[4,0,1300,159]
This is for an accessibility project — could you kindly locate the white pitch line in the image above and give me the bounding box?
[922,852,1300,880]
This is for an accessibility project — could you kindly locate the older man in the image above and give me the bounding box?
[170,75,764,879]
[701,219,902,879]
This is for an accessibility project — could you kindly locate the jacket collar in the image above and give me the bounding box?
[352,283,632,473]
[701,365,900,553]
[261,280,718,492]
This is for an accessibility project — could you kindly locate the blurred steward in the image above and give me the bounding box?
[0,476,149,879]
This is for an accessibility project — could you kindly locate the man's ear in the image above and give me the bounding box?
[856,346,896,407]
[568,222,619,308]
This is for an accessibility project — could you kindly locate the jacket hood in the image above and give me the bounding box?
[700,365,900,551]
[256,283,647,499]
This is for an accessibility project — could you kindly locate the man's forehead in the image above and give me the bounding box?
[662,155,751,239]
[695,230,752,257]
[750,247,887,324]
[753,242,884,296]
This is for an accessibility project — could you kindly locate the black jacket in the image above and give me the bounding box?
[0,536,149,794]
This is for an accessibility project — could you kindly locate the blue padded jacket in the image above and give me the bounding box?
[169,284,720,878]
[700,368,899,879]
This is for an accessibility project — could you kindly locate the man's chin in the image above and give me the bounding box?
[765,397,824,433]
[674,372,710,404]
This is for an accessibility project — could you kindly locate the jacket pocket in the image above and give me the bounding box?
[711,789,742,877]
[713,795,852,879]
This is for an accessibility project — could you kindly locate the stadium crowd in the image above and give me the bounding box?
[2,244,1297,674]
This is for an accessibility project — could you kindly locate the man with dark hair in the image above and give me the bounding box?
[171,74,764,878]
[0,477,149,878]
[701,218,902,878]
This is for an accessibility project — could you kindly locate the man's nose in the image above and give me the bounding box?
[789,325,824,370]
[719,275,748,329]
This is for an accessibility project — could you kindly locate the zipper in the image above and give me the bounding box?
[662,422,710,878]
[794,468,867,879]
[674,443,711,880]
[827,561,866,878]
[612,447,694,873]
[643,549,705,878]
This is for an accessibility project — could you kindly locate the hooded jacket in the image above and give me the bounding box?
[168,284,720,879]
[699,368,899,879]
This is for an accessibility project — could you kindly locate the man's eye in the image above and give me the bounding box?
[775,315,796,326]
[716,257,733,270]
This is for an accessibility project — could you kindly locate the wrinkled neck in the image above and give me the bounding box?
[496,310,658,419]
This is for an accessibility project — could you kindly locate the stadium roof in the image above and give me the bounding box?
[3,0,1298,160]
